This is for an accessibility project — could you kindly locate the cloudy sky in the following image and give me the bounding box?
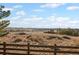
[1,3,79,28]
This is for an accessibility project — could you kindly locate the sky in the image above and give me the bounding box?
[1,3,79,28]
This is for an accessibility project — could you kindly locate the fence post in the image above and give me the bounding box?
[54,44,57,55]
[3,42,6,55]
[27,43,30,55]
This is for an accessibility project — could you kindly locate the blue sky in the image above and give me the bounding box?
[1,3,79,28]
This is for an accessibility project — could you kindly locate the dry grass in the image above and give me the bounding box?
[0,31,79,55]
[0,31,79,46]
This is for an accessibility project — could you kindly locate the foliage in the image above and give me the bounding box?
[45,28,79,36]
[59,29,79,36]
[0,5,10,36]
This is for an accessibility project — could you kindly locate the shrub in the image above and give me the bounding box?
[44,28,79,36]
[18,32,26,35]
[13,38,22,43]
[62,36,70,39]
[57,36,62,40]
[47,35,62,40]
[58,29,79,36]
[0,31,9,37]
[47,36,57,39]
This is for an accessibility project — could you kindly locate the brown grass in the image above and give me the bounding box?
[0,31,79,46]
[0,31,79,55]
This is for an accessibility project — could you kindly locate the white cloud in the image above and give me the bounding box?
[6,4,79,28]
[40,3,64,8]
[6,5,23,12]
[67,6,79,10]
[10,16,21,20]
[13,5,23,8]
[56,17,70,22]
[9,10,27,21]
[16,10,26,16]
[9,14,79,28]
[46,16,71,28]
[32,9,44,12]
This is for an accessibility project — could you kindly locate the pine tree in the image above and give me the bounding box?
[0,5,10,36]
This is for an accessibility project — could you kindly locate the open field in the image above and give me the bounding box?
[0,28,79,55]
[1,28,79,46]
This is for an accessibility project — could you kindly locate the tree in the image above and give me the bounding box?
[0,5,10,36]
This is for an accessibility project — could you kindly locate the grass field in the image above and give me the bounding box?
[1,28,79,46]
[0,28,79,55]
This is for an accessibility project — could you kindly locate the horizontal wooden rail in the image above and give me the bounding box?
[0,52,4,54]
[0,43,28,47]
[5,52,27,55]
[29,49,54,52]
[56,51,79,54]
[30,45,53,48]
[4,48,28,51]
[0,42,79,55]
[56,46,79,49]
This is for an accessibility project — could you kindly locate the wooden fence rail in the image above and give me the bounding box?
[0,42,79,55]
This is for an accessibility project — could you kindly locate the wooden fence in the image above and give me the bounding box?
[0,42,79,55]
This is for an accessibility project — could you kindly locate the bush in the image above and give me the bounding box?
[44,28,79,36]
[57,36,62,40]
[0,31,9,37]
[58,29,79,36]
[47,35,62,40]
[18,32,26,35]
[13,38,22,43]
[62,36,70,39]
[47,36,57,39]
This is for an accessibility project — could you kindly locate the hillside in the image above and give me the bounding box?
[0,29,79,46]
